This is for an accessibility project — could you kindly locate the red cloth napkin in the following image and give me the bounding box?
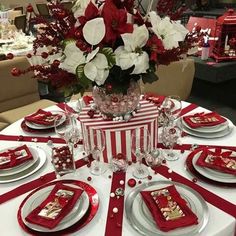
[183,112,226,128]
[83,96,93,106]
[143,93,165,106]
[196,148,236,175]
[25,182,84,229]
[141,185,198,232]
[25,109,60,126]
[0,145,33,170]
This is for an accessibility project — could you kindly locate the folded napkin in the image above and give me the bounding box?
[0,145,33,170]
[183,112,226,129]
[83,96,93,106]
[25,183,84,229]
[141,185,198,232]
[25,109,60,126]
[143,93,165,106]
[196,148,236,175]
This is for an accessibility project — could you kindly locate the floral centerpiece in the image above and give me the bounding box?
[12,0,200,118]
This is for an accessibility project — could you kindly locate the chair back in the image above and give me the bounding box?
[36,3,50,17]
[14,14,26,33]
[141,58,195,101]
[0,57,40,113]
[14,6,23,14]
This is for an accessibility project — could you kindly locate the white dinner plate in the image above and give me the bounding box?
[192,149,236,183]
[21,183,90,232]
[182,118,229,133]
[182,119,234,139]
[25,111,66,130]
[125,181,209,236]
[0,146,39,177]
[0,146,47,183]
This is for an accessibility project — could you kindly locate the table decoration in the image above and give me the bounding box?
[12,0,200,119]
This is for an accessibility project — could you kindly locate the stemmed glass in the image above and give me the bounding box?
[131,127,151,179]
[84,128,106,175]
[162,122,181,161]
[162,95,182,123]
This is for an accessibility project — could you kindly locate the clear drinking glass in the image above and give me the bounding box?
[162,95,182,123]
[84,128,106,175]
[131,127,151,179]
[162,122,181,161]
[53,112,76,177]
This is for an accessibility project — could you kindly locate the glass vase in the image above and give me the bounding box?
[92,80,141,118]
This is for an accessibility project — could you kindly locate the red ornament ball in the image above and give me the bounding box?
[106,84,112,92]
[26,53,32,58]
[87,176,92,181]
[6,53,14,60]
[138,180,142,184]
[41,52,48,59]
[192,178,198,183]
[128,161,132,166]
[26,4,33,12]
[162,159,166,164]
[112,97,118,103]
[128,178,136,187]
[11,67,21,76]
[53,60,60,67]
[148,175,152,180]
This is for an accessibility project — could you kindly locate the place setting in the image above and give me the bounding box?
[125,180,209,236]
[185,146,236,186]
[21,109,66,134]
[0,144,47,183]
[181,111,234,138]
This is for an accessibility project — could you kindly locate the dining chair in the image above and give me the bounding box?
[61,1,73,11]
[141,58,195,101]
[14,14,27,33]
[14,6,24,14]
[36,3,50,18]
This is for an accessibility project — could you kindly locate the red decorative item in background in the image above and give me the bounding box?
[212,9,236,62]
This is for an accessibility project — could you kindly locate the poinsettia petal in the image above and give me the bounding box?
[93,53,108,69]
[84,62,97,81]
[83,18,105,45]
[86,47,99,62]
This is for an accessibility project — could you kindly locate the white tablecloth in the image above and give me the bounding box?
[0,102,235,236]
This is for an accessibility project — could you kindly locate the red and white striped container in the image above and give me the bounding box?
[79,100,159,163]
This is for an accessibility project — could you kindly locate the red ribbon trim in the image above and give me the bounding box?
[105,172,126,236]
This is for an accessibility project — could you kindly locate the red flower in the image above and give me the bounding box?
[102,1,133,44]
[112,0,135,12]
[78,2,99,26]
[147,35,165,62]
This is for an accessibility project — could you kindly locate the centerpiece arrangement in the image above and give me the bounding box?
[12,0,200,119]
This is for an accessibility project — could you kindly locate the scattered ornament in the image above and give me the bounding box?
[192,178,198,183]
[87,176,92,181]
[148,175,152,180]
[119,180,124,185]
[181,149,185,153]
[112,207,118,213]
[168,178,172,181]
[128,161,132,166]
[108,175,112,179]
[110,192,115,198]
[128,178,136,187]
[138,180,142,184]
[6,53,14,60]
[168,169,173,173]
[17,135,24,141]
[115,187,124,196]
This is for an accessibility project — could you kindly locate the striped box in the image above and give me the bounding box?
[79,100,159,163]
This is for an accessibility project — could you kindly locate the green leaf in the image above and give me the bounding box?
[142,72,159,84]
[61,38,76,49]
[76,64,91,90]
[100,47,116,68]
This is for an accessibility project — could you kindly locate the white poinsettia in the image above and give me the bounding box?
[115,47,149,74]
[83,18,105,45]
[84,53,109,85]
[115,24,149,74]
[59,42,86,74]
[121,24,149,52]
[149,11,188,50]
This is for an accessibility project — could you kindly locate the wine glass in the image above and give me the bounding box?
[84,128,106,175]
[145,149,164,168]
[131,127,151,179]
[162,95,182,123]
[162,122,181,161]
[54,111,73,143]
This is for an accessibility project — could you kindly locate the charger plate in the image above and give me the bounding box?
[21,184,90,232]
[125,180,209,236]
[0,146,46,183]
[17,179,99,235]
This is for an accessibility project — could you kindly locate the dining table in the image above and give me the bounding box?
[0,99,235,236]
